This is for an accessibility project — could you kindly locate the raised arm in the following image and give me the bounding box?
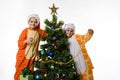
[75,29,94,45]
[84,29,94,43]
[38,29,48,37]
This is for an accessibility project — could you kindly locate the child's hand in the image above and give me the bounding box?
[88,29,94,35]
[24,37,33,44]
[35,55,40,61]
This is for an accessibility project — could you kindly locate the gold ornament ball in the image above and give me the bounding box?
[44,73,47,77]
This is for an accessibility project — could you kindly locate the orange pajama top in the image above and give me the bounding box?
[14,27,47,80]
[75,32,94,80]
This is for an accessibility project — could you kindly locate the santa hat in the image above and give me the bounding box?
[27,14,40,25]
[27,14,40,29]
[63,23,75,32]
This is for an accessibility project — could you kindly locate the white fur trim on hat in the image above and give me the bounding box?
[63,23,75,32]
[27,14,40,25]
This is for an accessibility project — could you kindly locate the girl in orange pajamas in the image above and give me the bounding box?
[14,14,47,80]
[63,23,94,80]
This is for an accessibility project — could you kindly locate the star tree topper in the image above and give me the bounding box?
[49,3,59,15]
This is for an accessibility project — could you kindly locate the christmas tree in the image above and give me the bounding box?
[34,4,80,80]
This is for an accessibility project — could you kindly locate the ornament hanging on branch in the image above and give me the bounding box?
[52,21,57,25]
[48,51,54,57]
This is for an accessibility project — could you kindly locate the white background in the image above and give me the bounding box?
[0,0,120,80]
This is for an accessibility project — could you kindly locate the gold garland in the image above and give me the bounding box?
[39,51,80,65]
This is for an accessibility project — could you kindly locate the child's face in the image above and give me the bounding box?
[28,17,38,29]
[65,28,74,38]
